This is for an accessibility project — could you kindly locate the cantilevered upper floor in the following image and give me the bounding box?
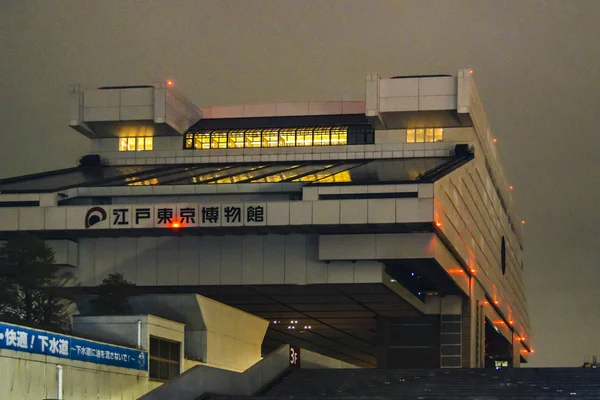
[0,69,532,363]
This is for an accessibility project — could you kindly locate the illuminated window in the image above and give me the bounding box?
[262,129,279,147]
[313,127,331,146]
[316,170,351,183]
[211,132,228,149]
[406,128,443,143]
[228,131,245,148]
[195,132,211,149]
[279,128,296,146]
[184,126,372,150]
[416,129,425,143]
[296,128,313,146]
[185,134,193,149]
[245,130,262,148]
[330,127,347,145]
[425,129,434,143]
[119,137,153,151]
[149,337,180,382]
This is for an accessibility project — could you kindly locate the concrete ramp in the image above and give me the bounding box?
[129,294,268,372]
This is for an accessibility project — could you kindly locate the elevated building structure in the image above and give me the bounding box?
[0,69,531,373]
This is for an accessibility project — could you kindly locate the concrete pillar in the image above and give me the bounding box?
[512,333,521,368]
[429,295,463,368]
[376,295,467,369]
[460,277,487,368]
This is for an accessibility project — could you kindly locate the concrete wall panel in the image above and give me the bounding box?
[263,235,285,284]
[284,235,306,284]
[137,237,158,286]
[221,236,242,284]
[157,237,178,285]
[178,237,200,285]
[242,236,264,284]
[199,236,221,284]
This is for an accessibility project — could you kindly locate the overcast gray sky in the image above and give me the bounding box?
[2,0,599,367]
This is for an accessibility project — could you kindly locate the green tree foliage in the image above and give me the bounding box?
[0,233,76,330]
[90,272,135,315]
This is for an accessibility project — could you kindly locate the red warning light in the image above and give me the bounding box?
[172,223,180,228]
[167,80,173,86]
[435,222,442,228]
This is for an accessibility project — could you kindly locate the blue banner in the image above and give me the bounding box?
[0,321,148,371]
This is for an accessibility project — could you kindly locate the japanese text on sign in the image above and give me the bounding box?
[84,202,267,229]
[0,321,148,371]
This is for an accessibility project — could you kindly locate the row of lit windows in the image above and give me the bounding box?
[406,128,443,143]
[119,137,153,151]
[184,127,351,150]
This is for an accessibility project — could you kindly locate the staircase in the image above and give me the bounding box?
[206,368,600,399]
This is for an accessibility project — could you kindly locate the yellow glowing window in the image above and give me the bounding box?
[119,137,152,151]
[211,133,228,149]
[279,129,296,147]
[330,127,347,145]
[262,130,279,147]
[415,129,425,143]
[407,128,442,143]
[245,131,262,148]
[316,171,352,183]
[296,128,313,146]
[228,131,245,148]
[195,133,211,149]
[313,127,331,146]
[185,134,193,149]
[425,129,434,143]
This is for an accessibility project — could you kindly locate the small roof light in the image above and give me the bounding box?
[167,80,173,86]
[509,185,514,190]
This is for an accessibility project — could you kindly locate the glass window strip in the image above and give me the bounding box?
[250,163,335,183]
[291,162,363,182]
[169,164,266,185]
[186,126,355,150]
[407,128,443,143]
[139,165,229,186]
[211,164,294,184]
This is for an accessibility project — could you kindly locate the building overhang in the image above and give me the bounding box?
[68,82,201,138]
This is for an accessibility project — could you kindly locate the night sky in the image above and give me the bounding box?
[2,1,599,367]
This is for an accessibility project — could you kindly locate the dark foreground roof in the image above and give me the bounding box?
[0,156,472,194]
